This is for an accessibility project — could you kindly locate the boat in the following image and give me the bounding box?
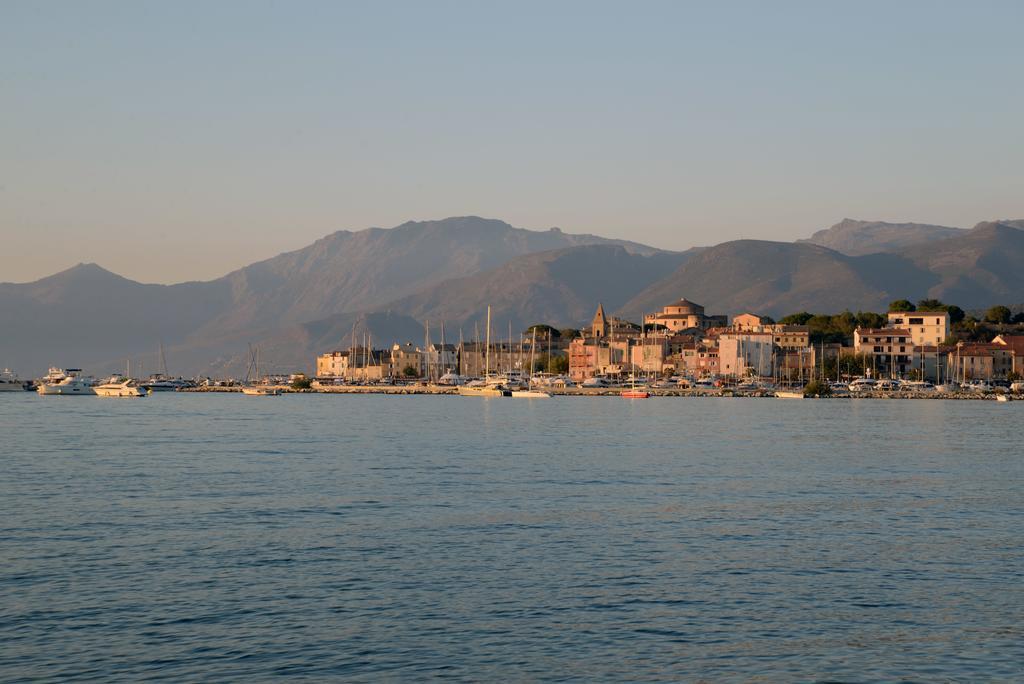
[621,389,650,399]
[511,389,551,398]
[37,370,96,396]
[458,385,510,397]
[242,386,282,396]
[459,306,511,398]
[511,330,552,398]
[0,369,29,392]
[95,377,147,397]
[582,376,612,388]
[142,375,193,392]
[437,371,467,386]
[848,378,877,392]
[995,394,1011,402]
[775,390,805,399]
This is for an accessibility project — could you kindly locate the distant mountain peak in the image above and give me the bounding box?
[800,218,965,256]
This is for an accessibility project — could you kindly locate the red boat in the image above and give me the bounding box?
[620,389,650,399]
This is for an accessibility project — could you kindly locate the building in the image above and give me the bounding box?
[315,348,388,381]
[390,343,423,378]
[947,343,995,381]
[630,336,670,374]
[645,298,727,333]
[568,337,632,381]
[717,332,775,378]
[854,328,913,377]
[992,334,1024,376]
[669,340,719,377]
[316,351,350,378]
[585,303,641,339]
[771,325,810,351]
[946,342,1014,381]
[887,311,951,347]
[727,312,809,351]
[731,313,773,331]
[423,343,458,379]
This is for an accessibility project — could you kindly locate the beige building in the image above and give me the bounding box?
[645,299,727,333]
[772,325,810,351]
[731,313,772,331]
[390,343,423,378]
[729,313,809,350]
[316,351,351,378]
[854,328,913,377]
[718,332,775,378]
[887,311,951,346]
[586,303,641,339]
[993,334,1024,376]
[630,337,670,374]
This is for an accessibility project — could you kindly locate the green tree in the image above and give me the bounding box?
[916,298,946,311]
[889,299,916,312]
[780,312,813,325]
[985,305,1012,324]
[1012,312,1024,325]
[290,376,312,390]
[559,328,582,340]
[945,305,966,324]
[525,324,560,339]
[402,365,419,378]
[856,311,887,329]
[803,379,832,397]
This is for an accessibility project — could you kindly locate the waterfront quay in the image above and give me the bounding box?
[180,383,1020,400]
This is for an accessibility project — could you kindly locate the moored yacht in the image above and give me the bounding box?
[37,370,96,396]
[142,375,194,392]
[95,377,147,397]
[0,369,29,392]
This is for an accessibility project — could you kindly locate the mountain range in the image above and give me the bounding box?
[3,216,1022,377]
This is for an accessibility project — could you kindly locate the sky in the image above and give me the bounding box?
[2,1,1023,284]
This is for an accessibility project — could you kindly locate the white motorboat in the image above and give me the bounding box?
[510,389,551,398]
[37,370,96,396]
[95,377,147,397]
[143,375,193,392]
[242,386,282,396]
[0,369,28,392]
[437,372,467,386]
[775,390,805,399]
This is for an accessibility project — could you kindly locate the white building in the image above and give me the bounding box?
[886,311,950,347]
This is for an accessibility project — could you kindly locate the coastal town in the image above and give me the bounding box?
[309,296,1024,397]
[6,295,1023,400]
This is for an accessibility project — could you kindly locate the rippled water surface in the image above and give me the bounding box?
[2,393,1022,681]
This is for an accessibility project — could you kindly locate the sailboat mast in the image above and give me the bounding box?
[485,307,491,380]
[530,328,537,386]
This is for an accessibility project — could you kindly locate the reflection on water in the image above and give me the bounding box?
[1,394,1022,680]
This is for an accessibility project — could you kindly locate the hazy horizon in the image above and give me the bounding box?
[4,1,1023,284]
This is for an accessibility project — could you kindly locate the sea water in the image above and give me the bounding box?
[2,393,1022,681]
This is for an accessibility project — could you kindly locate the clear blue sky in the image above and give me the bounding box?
[3,1,1023,283]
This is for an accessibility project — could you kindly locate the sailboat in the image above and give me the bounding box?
[241,344,281,396]
[459,307,510,397]
[512,328,551,398]
[621,314,649,398]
